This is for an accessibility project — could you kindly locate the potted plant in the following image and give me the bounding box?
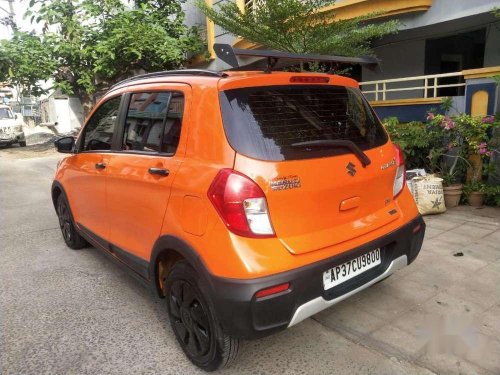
[464,180,486,207]
[453,114,498,206]
[441,170,463,208]
[438,150,471,208]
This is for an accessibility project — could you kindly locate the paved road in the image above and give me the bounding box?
[1,150,499,375]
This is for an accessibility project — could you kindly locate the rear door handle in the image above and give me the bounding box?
[95,162,106,170]
[148,167,169,177]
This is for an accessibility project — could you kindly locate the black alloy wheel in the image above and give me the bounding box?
[169,280,211,358]
[165,260,239,371]
[56,194,88,249]
[58,197,72,243]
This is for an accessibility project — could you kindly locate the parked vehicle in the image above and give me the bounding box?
[0,105,26,147]
[52,63,425,370]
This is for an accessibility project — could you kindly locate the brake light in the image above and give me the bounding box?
[255,282,290,298]
[208,169,275,238]
[393,143,406,197]
[290,76,329,84]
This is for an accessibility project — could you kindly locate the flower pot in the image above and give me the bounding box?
[468,191,484,207]
[443,184,463,208]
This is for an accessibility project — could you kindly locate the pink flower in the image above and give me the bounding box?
[482,116,494,124]
[479,142,488,155]
[441,116,455,130]
[426,112,435,121]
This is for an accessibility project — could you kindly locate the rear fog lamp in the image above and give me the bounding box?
[255,282,290,299]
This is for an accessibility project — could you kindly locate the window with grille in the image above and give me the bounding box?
[219,85,387,161]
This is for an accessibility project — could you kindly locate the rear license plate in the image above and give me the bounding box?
[323,249,381,290]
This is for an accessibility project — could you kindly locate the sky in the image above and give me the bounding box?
[0,0,43,40]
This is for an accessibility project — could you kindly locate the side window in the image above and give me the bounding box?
[81,96,121,151]
[161,92,184,154]
[122,91,184,155]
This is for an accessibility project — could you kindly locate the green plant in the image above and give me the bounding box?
[440,97,454,113]
[492,75,500,87]
[484,185,500,206]
[383,117,444,170]
[196,0,399,57]
[441,170,457,187]
[454,114,491,155]
[0,0,204,113]
[463,181,486,195]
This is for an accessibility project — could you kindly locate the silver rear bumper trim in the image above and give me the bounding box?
[288,255,408,327]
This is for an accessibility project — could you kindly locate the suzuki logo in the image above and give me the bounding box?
[346,162,356,176]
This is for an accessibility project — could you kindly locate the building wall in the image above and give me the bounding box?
[485,23,500,67]
[361,11,500,101]
[40,95,84,132]
[362,39,426,100]
[395,0,497,30]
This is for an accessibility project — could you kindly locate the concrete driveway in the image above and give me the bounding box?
[1,149,499,375]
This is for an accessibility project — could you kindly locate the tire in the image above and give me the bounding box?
[19,140,26,147]
[165,260,239,371]
[56,194,88,249]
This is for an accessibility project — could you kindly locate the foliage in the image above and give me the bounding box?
[483,184,500,206]
[440,170,457,187]
[382,117,443,170]
[0,0,204,111]
[463,181,486,195]
[440,96,454,113]
[384,101,500,205]
[196,0,399,57]
[0,32,55,96]
[452,114,493,155]
[493,75,500,87]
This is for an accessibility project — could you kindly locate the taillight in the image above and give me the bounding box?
[208,169,275,238]
[393,143,406,197]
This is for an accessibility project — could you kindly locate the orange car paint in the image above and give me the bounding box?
[54,71,420,280]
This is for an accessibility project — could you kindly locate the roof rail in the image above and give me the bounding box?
[110,69,228,89]
[213,44,379,72]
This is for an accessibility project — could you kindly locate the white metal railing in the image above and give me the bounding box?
[360,71,466,101]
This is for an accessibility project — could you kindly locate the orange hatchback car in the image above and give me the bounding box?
[52,62,425,370]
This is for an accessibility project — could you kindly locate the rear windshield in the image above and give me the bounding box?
[219,85,388,161]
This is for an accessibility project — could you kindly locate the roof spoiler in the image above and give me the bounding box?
[213,43,379,72]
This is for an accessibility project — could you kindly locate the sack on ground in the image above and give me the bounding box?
[406,169,427,197]
[412,176,446,215]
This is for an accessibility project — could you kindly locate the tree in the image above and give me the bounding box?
[0,0,204,114]
[197,0,398,57]
[0,32,55,96]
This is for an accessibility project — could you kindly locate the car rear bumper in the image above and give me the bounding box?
[207,215,425,340]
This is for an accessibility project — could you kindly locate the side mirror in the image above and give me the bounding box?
[54,136,75,154]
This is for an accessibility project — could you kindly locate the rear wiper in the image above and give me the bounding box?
[291,140,371,167]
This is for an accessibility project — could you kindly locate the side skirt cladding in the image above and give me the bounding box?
[77,224,151,283]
